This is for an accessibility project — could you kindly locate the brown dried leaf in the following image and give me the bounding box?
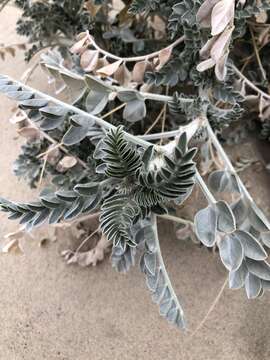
[56,156,77,172]
[46,146,61,166]
[197,0,220,28]
[96,59,123,77]
[197,58,216,72]
[211,0,235,36]
[210,26,234,61]
[80,49,99,72]
[70,33,89,54]
[9,110,28,124]
[17,126,40,140]
[215,51,229,81]
[114,63,132,86]
[132,60,150,83]
[62,234,110,267]
[156,47,173,70]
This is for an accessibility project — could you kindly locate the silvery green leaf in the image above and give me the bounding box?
[20,98,49,109]
[40,116,65,130]
[85,91,109,115]
[7,91,33,101]
[55,190,77,202]
[32,208,50,227]
[146,268,160,291]
[74,182,99,196]
[64,198,84,220]
[84,74,114,93]
[246,258,270,281]
[261,232,270,248]
[117,90,143,102]
[40,106,67,117]
[229,261,248,289]
[49,206,66,224]
[159,298,172,316]
[234,230,267,260]
[62,125,88,146]
[208,170,240,193]
[194,205,218,247]
[60,72,86,104]
[70,115,94,127]
[231,196,249,226]
[142,145,155,167]
[216,200,236,233]
[144,252,157,276]
[245,273,262,299]
[219,234,243,271]
[82,191,101,213]
[152,271,166,303]
[177,132,187,155]
[248,206,269,232]
[123,99,146,122]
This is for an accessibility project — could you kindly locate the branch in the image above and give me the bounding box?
[232,64,270,101]
[86,32,185,63]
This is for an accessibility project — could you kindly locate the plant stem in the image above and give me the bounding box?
[249,26,267,81]
[46,66,193,104]
[187,277,228,339]
[160,214,194,227]
[232,65,270,100]
[195,171,216,205]
[86,32,185,63]
[152,214,186,328]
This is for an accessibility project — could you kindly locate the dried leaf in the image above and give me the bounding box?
[132,60,151,83]
[114,63,132,86]
[17,126,40,140]
[96,59,123,77]
[211,0,235,36]
[197,0,220,28]
[56,156,77,172]
[156,47,173,70]
[62,234,110,267]
[70,33,88,54]
[80,50,99,72]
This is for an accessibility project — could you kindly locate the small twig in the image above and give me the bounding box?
[186,277,228,340]
[38,154,48,187]
[102,102,126,119]
[74,228,100,254]
[37,142,63,159]
[144,107,165,135]
[159,214,194,227]
[249,26,267,81]
[160,85,169,145]
[232,65,270,100]
[86,32,185,63]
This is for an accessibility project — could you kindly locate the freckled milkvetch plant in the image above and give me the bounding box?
[1,0,270,330]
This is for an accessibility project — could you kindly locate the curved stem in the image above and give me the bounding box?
[86,32,185,62]
[160,214,194,227]
[152,214,186,327]
[232,64,270,101]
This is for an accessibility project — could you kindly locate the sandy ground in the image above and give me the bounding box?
[1,5,270,360]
